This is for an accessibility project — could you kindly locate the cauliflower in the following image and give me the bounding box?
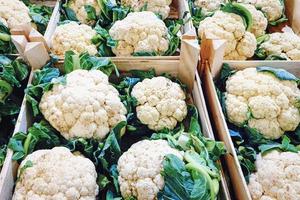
[109,11,169,56]
[68,0,100,24]
[39,69,127,140]
[51,22,97,57]
[239,3,267,37]
[198,10,256,60]
[237,0,283,22]
[121,0,172,20]
[131,76,187,131]
[225,67,300,139]
[13,147,99,200]
[248,150,300,200]
[117,139,183,200]
[0,0,32,28]
[194,0,226,14]
[258,32,300,60]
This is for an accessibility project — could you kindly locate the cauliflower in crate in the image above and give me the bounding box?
[225,67,300,139]
[39,69,127,140]
[63,0,101,25]
[13,147,99,200]
[248,150,300,200]
[0,0,32,28]
[237,0,286,24]
[118,139,183,200]
[131,76,187,131]
[256,32,300,60]
[109,11,170,56]
[51,22,98,57]
[121,0,172,19]
[198,6,257,60]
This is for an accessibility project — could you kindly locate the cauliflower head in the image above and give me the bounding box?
[198,11,256,60]
[118,139,183,200]
[259,32,300,60]
[237,0,283,22]
[121,0,172,20]
[0,0,31,28]
[248,150,300,200]
[239,3,267,37]
[68,0,101,25]
[0,17,8,27]
[39,69,127,140]
[194,0,226,14]
[131,76,187,131]
[51,22,97,57]
[13,147,99,200]
[109,11,169,56]
[225,67,300,139]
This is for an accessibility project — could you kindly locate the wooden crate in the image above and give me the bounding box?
[43,0,197,60]
[0,40,230,200]
[200,39,300,200]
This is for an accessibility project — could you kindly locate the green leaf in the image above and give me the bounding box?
[0,80,13,103]
[256,66,299,83]
[84,5,97,20]
[0,145,6,168]
[12,59,29,82]
[97,174,111,190]
[132,51,159,56]
[28,4,53,34]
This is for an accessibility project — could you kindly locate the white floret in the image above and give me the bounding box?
[194,0,226,14]
[225,67,300,139]
[237,0,283,22]
[109,11,169,56]
[121,0,172,19]
[117,139,183,200]
[51,22,97,57]
[198,11,256,60]
[259,32,300,60]
[13,147,99,200]
[131,76,187,131]
[39,69,127,140]
[248,150,300,200]
[239,3,267,37]
[0,0,31,28]
[68,0,101,25]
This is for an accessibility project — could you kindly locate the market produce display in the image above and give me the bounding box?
[8,52,226,199]
[58,0,183,57]
[189,0,300,60]
[0,55,29,170]
[216,64,300,199]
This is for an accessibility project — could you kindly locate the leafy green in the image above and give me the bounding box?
[63,51,118,76]
[156,107,225,200]
[0,21,15,54]
[28,4,53,34]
